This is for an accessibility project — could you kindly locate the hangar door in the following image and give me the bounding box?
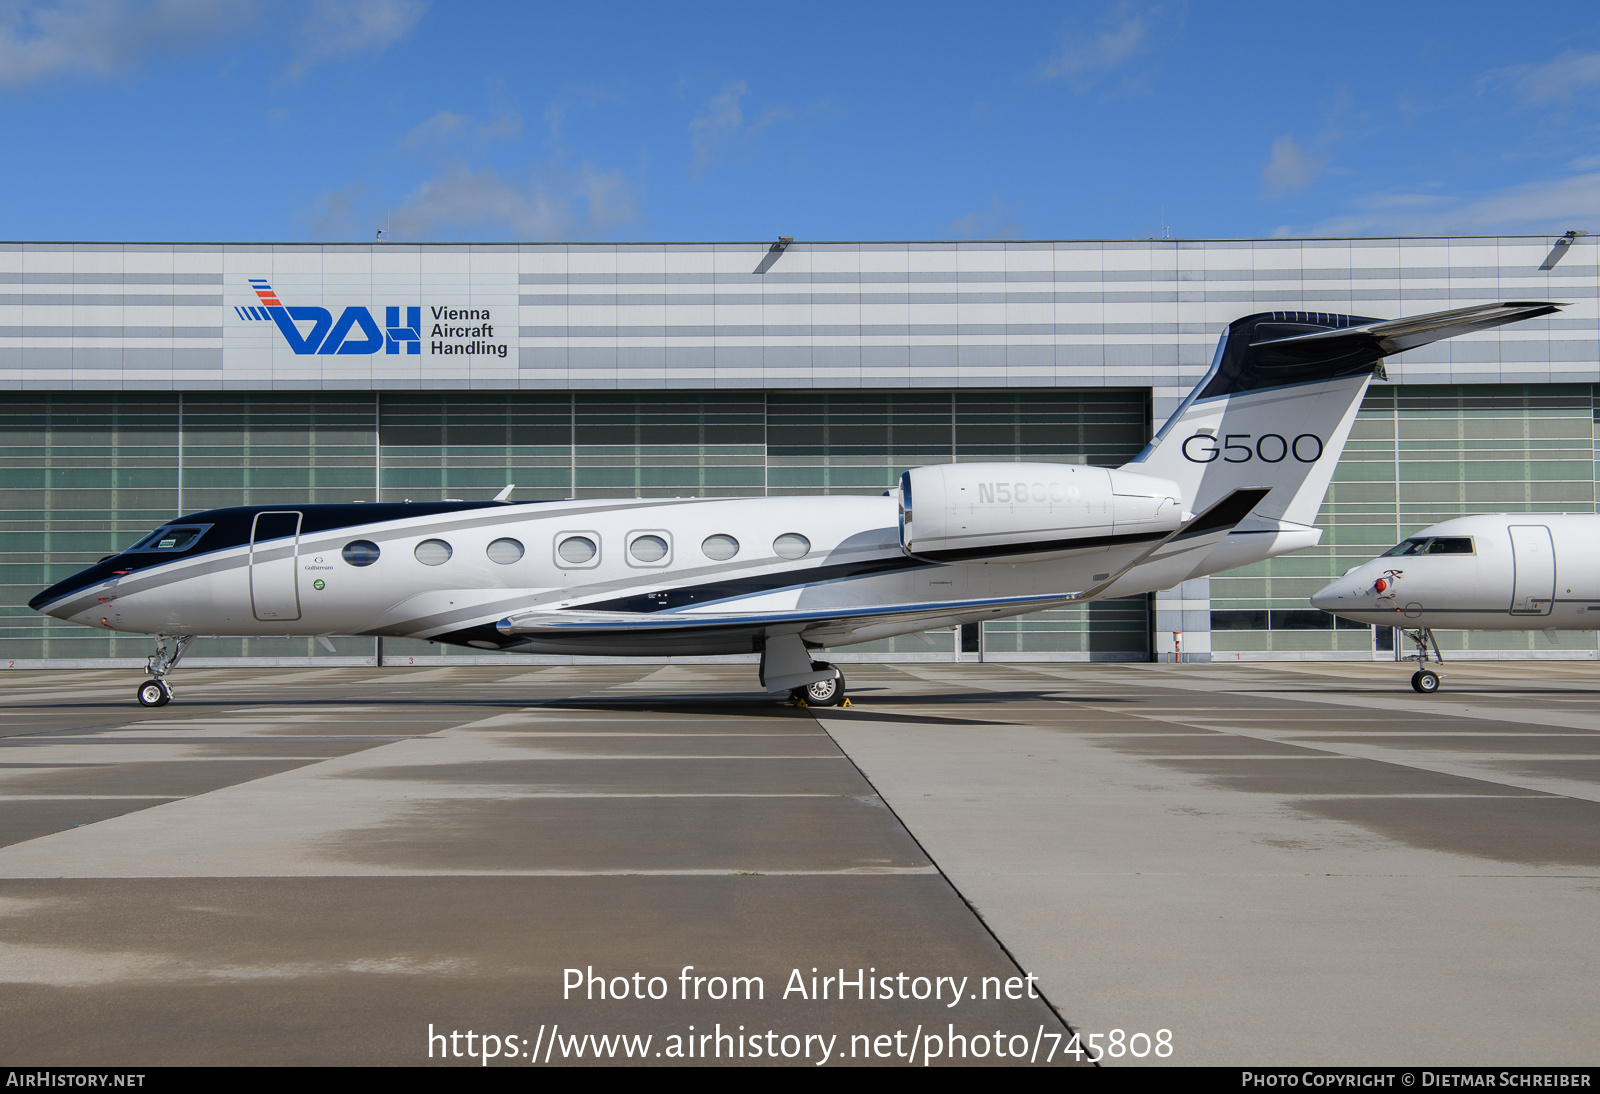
[250,511,303,622]
[1508,525,1555,616]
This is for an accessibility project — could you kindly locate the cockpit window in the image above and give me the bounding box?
[126,525,211,553]
[1381,536,1474,557]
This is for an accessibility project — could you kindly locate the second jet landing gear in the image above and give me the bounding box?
[1400,627,1443,693]
[137,634,194,707]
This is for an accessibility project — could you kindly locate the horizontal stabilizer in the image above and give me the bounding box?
[1252,301,1563,356]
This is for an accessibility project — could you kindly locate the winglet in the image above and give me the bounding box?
[493,484,515,502]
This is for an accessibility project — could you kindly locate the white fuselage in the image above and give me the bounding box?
[1310,514,1600,632]
[40,491,1308,657]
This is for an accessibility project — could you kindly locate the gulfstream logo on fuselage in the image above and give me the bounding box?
[235,280,509,358]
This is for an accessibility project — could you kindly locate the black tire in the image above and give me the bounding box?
[1411,670,1440,694]
[799,671,845,707]
[137,679,170,707]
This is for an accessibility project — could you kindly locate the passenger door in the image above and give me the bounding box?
[250,511,303,621]
[1508,525,1555,616]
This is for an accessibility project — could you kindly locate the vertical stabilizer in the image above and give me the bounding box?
[1124,302,1562,528]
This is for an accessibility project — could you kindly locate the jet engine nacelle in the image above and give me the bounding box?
[898,462,1183,562]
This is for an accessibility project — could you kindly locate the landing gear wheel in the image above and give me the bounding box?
[137,679,172,707]
[794,671,845,708]
[1411,669,1440,694]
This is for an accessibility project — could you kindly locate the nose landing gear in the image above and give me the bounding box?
[1411,668,1441,694]
[1400,628,1443,693]
[137,634,194,707]
[137,678,172,707]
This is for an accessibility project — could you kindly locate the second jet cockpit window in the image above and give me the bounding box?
[414,539,453,566]
[1382,537,1475,557]
[342,540,381,567]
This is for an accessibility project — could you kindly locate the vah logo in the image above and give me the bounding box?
[236,279,419,355]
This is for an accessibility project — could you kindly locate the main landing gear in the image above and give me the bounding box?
[759,634,848,707]
[136,634,194,707]
[792,665,847,708]
[1400,627,1443,694]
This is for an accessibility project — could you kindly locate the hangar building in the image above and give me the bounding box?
[3,235,1596,666]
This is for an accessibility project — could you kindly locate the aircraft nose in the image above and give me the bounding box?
[1309,580,1340,611]
[29,558,119,618]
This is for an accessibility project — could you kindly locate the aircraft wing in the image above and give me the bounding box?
[498,590,1081,641]
[496,487,1271,645]
[1250,301,1563,356]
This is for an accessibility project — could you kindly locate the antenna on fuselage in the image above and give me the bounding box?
[494,484,515,502]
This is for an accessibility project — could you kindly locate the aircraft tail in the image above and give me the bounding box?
[1122,302,1562,528]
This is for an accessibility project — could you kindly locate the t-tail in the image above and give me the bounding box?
[1123,301,1562,577]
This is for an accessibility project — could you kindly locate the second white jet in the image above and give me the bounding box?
[1311,514,1599,692]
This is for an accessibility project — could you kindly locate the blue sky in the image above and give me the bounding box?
[3,0,1600,242]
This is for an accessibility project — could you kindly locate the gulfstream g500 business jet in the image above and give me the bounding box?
[32,302,1559,707]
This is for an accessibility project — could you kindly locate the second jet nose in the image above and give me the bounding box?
[1309,580,1340,611]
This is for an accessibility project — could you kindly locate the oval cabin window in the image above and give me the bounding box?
[773,533,810,560]
[342,540,381,567]
[629,535,668,562]
[414,539,453,566]
[487,537,524,564]
[702,534,739,561]
[558,536,597,564]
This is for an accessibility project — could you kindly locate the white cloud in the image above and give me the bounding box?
[402,109,469,147]
[383,161,638,241]
[283,0,425,82]
[1261,135,1326,196]
[0,0,424,88]
[686,79,816,176]
[304,180,368,240]
[1040,14,1146,82]
[1276,171,1600,237]
[0,0,250,86]
[689,79,748,175]
[1491,50,1600,104]
[401,102,520,150]
[948,196,1021,240]
[1038,2,1168,90]
[312,78,634,243]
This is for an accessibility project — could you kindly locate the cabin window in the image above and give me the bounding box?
[487,538,524,565]
[414,539,453,566]
[702,534,739,561]
[1381,536,1475,557]
[628,534,669,564]
[342,540,380,567]
[557,535,598,565]
[773,533,811,560]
